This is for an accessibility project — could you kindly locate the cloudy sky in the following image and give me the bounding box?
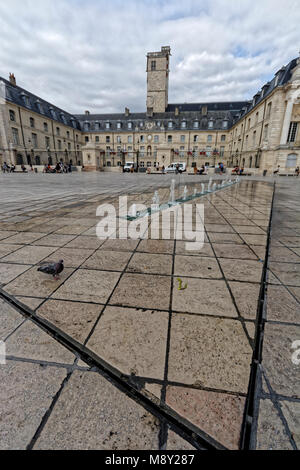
[0,0,299,114]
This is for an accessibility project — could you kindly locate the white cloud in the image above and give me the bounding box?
[0,0,299,113]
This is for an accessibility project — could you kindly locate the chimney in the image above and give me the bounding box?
[125,107,130,117]
[9,73,16,86]
[175,107,179,116]
[201,105,207,116]
[85,110,90,115]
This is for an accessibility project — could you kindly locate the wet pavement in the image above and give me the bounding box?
[0,173,299,450]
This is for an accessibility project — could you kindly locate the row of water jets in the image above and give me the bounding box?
[129,176,240,218]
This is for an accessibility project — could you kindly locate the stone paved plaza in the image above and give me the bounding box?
[0,172,299,450]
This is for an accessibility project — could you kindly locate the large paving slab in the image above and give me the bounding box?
[0,361,68,450]
[167,314,252,393]
[34,370,161,450]
[86,306,169,379]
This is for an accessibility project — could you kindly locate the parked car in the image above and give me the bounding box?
[165,162,186,173]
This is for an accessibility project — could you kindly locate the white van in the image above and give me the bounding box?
[123,162,136,172]
[165,162,186,173]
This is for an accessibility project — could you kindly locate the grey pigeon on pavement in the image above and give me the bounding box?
[38,259,64,280]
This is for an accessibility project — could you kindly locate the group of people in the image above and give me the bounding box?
[2,161,73,174]
[196,164,209,175]
[1,162,15,173]
[232,166,244,175]
[43,162,72,173]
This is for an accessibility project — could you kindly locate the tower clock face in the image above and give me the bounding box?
[147,96,154,107]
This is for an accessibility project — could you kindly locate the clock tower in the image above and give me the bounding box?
[146,46,171,114]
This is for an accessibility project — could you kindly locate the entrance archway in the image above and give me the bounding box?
[16,154,23,165]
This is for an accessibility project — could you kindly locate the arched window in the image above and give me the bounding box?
[286,153,298,168]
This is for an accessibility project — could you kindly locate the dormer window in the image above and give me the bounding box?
[156,121,161,127]
[105,121,110,129]
[21,92,30,108]
[193,120,199,129]
[60,113,67,124]
[222,120,228,129]
[50,107,57,120]
[208,120,213,129]
[128,122,132,129]
[36,101,43,114]
[168,120,173,129]
[117,121,122,129]
[140,121,144,128]
[181,120,186,129]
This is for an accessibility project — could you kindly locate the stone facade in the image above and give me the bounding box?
[1,47,300,175]
[0,77,82,167]
[228,67,300,174]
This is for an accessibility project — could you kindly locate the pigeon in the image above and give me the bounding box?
[38,260,64,280]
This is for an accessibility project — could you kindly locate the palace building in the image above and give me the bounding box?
[1,46,300,174]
